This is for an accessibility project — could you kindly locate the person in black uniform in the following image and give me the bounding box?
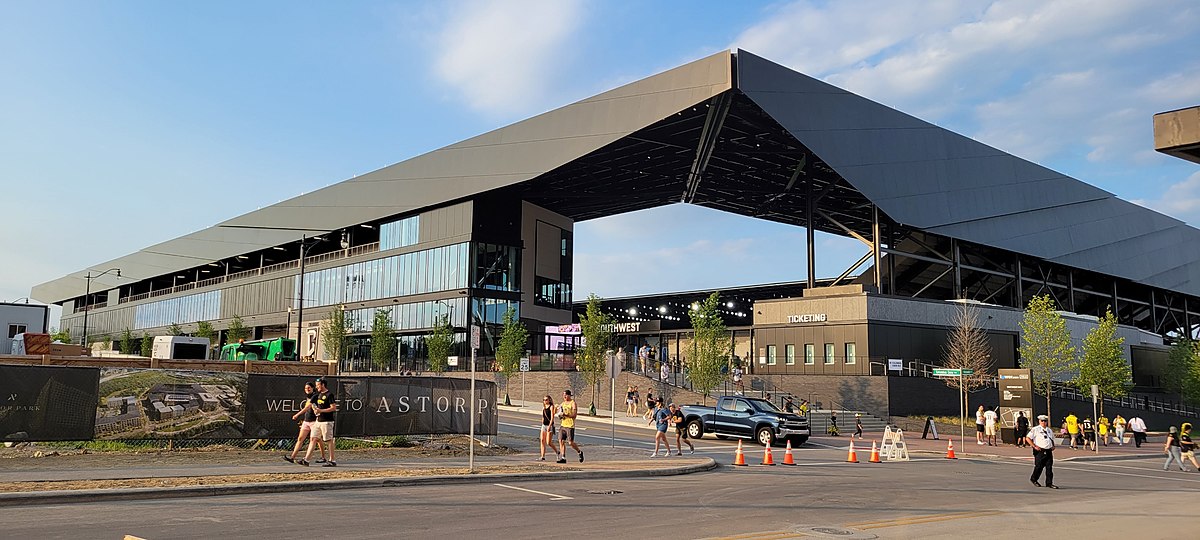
[1015,411,1030,448]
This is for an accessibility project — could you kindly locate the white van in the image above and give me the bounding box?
[151,336,211,360]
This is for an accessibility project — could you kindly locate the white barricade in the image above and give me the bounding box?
[882,425,909,461]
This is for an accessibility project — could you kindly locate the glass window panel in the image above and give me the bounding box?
[844,343,856,364]
[824,343,835,365]
[785,344,795,365]
[767,345,777,365]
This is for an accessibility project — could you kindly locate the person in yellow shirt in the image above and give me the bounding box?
[557,389,584,463]
[1065,413,1079,449]
[1098,416,1110,447]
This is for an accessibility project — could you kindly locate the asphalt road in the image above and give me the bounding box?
[6,409,1197,539]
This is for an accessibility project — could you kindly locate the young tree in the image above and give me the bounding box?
[119,327,137,355]
[1018,294,1076,421]
[426,315,455,374]
[195,321,215,342]
[687,292,732,403]
[168,323,184,336]
[941,302,993,432]
[140,333,153,358]
[321,306,350,364]
[1076,308,1131,409]
[49,328,71,343]
[577,294,614,415]
[227,315,250,343]
[1165,339,1200,404]
[102,335,112,352]
[370,308,396,371]
[495,306,529,405]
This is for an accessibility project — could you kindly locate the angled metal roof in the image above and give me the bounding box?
[34,49,1200,304]
[735,51,1200,297]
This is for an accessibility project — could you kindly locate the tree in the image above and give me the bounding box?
[1076,308,1131,409]
[119,327,137,354]
[941,302,993,434]
[687,292,732,403]
[1018,294,1076,421]
[577,294,614,415]
[227,315,250,343]
[321,306,350,364]
[1165,339,1200,404]
[168,323,184,336]
[495,306,529,405]
[49,328,70,343]
[426,315,454,374]
[370,308,396,371]
[140,333,153,358]
[195,321,215,342]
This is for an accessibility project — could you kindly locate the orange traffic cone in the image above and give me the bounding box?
[869,441,881,463]
[846,440,859,463]
[782,440,796,465]
[762,444,776,466]
[733,440,747,466]
[945,439,957,459]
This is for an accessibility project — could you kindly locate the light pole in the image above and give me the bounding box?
[294,234,326,360]
[80,268,121,346]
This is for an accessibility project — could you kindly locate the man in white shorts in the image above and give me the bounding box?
[303,378,338,467]
[983,406,998,446]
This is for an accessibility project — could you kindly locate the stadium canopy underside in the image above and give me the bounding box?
[37,50,1200,340]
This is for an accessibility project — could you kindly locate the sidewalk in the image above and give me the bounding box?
[503,400,660,431]
[819,429,1161,462]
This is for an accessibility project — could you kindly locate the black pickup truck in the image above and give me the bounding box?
[680,396,810,446]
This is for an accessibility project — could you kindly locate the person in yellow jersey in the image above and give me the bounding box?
[1097,416,1110,447]
[1064,412,1079,449]
[1113,415,1127,445]
[557,389,584,463]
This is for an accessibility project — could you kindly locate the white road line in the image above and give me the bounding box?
[493,483,573,500]
[1053,464,1200,483]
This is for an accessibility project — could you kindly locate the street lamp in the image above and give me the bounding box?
[81,268,121,345]
[294,235,325,360]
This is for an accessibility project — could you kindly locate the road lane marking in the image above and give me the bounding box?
[703,531,807,539]
[493,483,573,500]
[846,510,1004,530]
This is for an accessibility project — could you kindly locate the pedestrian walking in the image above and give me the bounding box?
[1164,426,1187,471]
[616,346,628,372]
[1180,423,1199,471]
[625,385,636,417]
[643,391,656,421]
[631,385,640,417]
[1026,414,1059,489]
[283,381,327,465]
[975,405,986,445]
[648,400,672,457]
[1098,416,1110,447]
[1129,415,1148,448]
[783,396,796,413]
[983,407,998,446]
[1065,412,1079,449]
[732,365,744,395]
[1113,414,1127,445]
[302,377,337,467]
[638,345,648,373]
[669,403,695,455]
[1081,417,1096,451]
[854,413,864,439]
[1015,411,1030,448]
[660,361,669,382]
[558,389,583,463]
[540,395,563,462]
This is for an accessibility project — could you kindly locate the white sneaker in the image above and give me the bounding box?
[688,448,695,454]
[649,451,658,457]
[977,441,985,445]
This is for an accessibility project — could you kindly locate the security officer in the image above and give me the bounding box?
[1026,414,1059,489]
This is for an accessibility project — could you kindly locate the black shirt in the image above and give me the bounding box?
[1167,433,1181,447]
[670,409,685,428]
[1016,416,1029,431]
[542,405,553,426]
[313,390,336,422]
[1181,432,1195,451]
[302,392,318,422]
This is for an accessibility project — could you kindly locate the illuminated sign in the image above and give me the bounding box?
[786,314,828,323]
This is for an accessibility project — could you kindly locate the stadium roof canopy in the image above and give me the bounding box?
[36,50,1200,336]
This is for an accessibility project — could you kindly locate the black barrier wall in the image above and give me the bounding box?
[0,365,99,441]
[0,364,498,441]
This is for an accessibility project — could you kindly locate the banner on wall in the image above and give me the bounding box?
[997,368,1034,430]
[0,365,99,441]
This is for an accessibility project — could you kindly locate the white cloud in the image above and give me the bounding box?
[1133,171,1200,225]
[431,0,585,115]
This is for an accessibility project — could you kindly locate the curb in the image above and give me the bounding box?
[909,449,1158,463]
[0,457,717,507]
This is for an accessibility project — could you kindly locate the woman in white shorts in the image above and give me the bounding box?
[540,395,562,461]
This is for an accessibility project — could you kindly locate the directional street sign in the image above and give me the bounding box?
[932,368,961,377]
[962,369,974,375]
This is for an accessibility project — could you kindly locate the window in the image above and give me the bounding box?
[766,345,777,365]
[824,343,835,365]
[785,344,795,365]
[379,215,419,250]
[8,324,27,339]
[844,342,856,364]
[804,344,815,365]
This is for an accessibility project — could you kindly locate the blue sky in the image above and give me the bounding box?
[3,1,1199,328]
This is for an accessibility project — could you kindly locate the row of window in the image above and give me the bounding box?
[133,290,221,330]
[379,215,420,251]
[764,342,856,365]
[343,296,468,333]
[294,243,469,309]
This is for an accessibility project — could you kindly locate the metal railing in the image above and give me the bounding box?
[115,242,383,306]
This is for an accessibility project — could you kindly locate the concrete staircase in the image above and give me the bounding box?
[806,409,889,435]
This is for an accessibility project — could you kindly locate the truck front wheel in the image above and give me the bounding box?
[756,426,775,447]
[686,420,704,439]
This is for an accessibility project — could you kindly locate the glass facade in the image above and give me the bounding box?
[535,277,571,310]
[343,296,467,333]
[133,290,220,330]
[379,215,420,250]
[295,243,469,309]
[474,243,520,291]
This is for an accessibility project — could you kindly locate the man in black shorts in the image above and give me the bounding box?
[558,389,583,463]
[669,403,695,455]
[303,378,338,467]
